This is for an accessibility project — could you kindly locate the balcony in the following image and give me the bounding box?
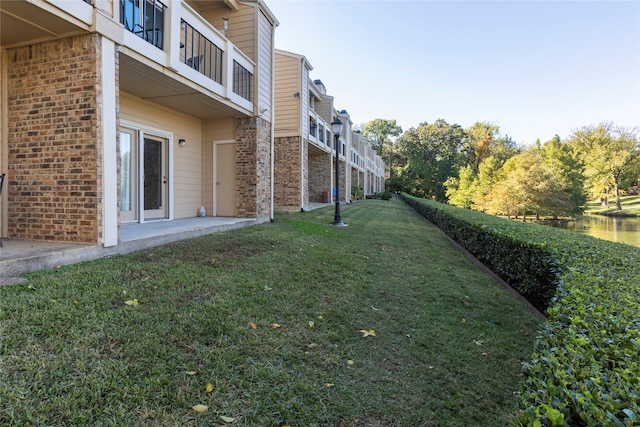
[118,0,255,115]
[120,0,166,50]
[308,112,332,153]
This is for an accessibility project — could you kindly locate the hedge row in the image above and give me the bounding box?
[401,194,640,426]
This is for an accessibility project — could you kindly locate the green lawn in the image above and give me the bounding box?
[584,195,640,217]
[0,198,542,426]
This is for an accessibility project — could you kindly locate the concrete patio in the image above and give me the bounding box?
[0,217,257,278]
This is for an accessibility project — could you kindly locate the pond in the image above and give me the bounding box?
[553,215,640,247]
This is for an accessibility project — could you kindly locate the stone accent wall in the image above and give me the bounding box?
[6,35,102,243]
[274,135,301,211]
[237,117,271,219]
[308,152,331,203]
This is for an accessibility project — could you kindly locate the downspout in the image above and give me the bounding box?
[270,18,277,222]
[300,58,305,212]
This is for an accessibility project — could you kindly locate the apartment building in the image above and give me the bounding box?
[273,49,384,212]
[0,0,278,247]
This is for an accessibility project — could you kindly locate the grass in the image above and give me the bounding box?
[0,198,542,426]
[584,195,640,217]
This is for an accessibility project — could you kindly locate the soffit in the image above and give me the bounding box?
[0,1,81,47]
[119,53,248,120]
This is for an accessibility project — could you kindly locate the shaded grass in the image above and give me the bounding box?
[584,195,640,217]
[0,198,542,426]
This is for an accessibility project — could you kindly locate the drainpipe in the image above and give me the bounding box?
[270,20,277,222]
[299,57,305,212]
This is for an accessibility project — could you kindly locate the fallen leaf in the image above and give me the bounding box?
[347,359,355,365]
[461,318,466,323]
[124,299,138,306]
[324,383,335,387]
[250,322,257,329]
[192,404,208,413]
[317,315,323,319]
[73,300,78,305]
[220,415,235,423]
[263,285,272,291]
[308,321,315,328]
[205,383,214,393]
[185,370,198,375]
[359,329,376,337]
[271,323,281,329]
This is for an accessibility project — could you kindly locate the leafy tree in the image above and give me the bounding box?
[362,118,402,157]
[396,119,466,200]
[569,123,640,210]
[463,121,500,173]
[536,135,587,215]
[489,151,575,220]
[445,165,475,208]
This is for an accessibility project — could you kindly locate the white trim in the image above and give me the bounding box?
[120,120,174,224]
[101,38,118,247]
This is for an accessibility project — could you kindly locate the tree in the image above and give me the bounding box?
[362,119,402,157]
[537,135,586,216]
[489,151,575,220]
[445,165,475,208]
[569,123,640,210]
[395,119,466,200]
[463,121,500,173]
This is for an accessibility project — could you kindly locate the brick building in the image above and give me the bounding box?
[273,49,385,212]
[0,0,278,246]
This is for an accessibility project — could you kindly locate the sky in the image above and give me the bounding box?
[266,0,640,146]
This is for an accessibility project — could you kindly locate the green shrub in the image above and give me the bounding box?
[373,191,393,201]
[401,194,640,426]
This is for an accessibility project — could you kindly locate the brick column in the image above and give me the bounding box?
[236,117,271,220]
[7,35,102,243]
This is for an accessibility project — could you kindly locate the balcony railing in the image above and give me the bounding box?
[233,60,251,102]
[181,19,223,84]
[120,0,166,50]
[117,0,256,113]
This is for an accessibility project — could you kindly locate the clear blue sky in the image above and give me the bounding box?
[267,0,640,146]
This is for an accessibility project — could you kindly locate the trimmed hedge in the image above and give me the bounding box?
[401,193,640,427]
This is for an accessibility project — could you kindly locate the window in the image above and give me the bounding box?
[120,0,166,50]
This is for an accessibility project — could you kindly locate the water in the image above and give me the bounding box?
[555,215,640,247]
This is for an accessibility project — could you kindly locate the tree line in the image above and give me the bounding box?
[361,119,640,219]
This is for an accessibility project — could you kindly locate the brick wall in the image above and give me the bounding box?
[273,135,301,211]
[308,151,331,203]
[237,117,271,219]
[6,35,102,243]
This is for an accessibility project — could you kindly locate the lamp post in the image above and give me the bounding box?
[331,118,346,226]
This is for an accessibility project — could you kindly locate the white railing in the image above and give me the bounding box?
[118,0,255,114]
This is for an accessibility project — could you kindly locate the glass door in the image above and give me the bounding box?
[120,129,138,222]
[143,136,168,220]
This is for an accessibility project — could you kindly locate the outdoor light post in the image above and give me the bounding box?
[331,118,346,226]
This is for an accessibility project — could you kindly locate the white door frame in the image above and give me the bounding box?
[121,120,174,223]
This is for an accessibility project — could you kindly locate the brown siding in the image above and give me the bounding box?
[274,53,301,137]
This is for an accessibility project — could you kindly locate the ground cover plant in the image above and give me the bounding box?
[401,193,640,426]
[0,199,542,426]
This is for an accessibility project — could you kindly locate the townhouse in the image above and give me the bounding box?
[273,49,384,212]
[0,0,277,247]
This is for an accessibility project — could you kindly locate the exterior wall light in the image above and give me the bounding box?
[178,139,186,147]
